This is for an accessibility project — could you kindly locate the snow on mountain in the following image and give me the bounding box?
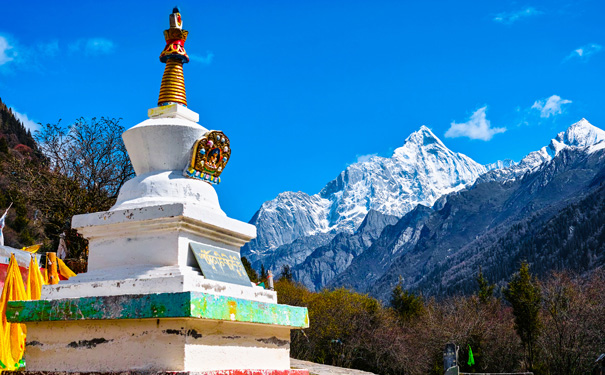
[243,125,490,260]
[478,119,605,184]
[485,159,516,171]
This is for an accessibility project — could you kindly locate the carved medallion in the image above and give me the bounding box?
[184,130,231,184]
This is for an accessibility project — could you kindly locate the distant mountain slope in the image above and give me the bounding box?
[244,126,489,268]
[0,98,44,248]
[415,148,605,296]
[0,98,38,151]
[360,145,605,300]
[293,210,399,291]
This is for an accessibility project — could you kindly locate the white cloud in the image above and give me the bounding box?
[0,35,60,73]
[0,36,16,65]
[11,109,40,132]
[565,43,602,62]
[445,106,506,141]
[356,153,378,163]
[531,95,572,118]
[493,7,542,24]
[190,51,214,65]
[69,38,115,56]
[37,40,59,57]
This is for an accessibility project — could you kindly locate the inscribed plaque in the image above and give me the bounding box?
[443,343,458,370]
[189,242,252,287]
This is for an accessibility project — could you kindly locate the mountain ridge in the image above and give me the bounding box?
[243,125,490,268]
[245,118,605,297]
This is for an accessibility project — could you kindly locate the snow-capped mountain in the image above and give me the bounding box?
[330,119,605,298]
[478,119,605,184]
[244,118,605,295]
[243,126,490,262]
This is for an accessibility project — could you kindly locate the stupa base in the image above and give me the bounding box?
[8,292,308,373]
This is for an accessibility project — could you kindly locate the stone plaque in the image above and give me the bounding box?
[189,242,252,287]
[443,343,458,370]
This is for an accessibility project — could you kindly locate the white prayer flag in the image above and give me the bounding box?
[57,233,68,260]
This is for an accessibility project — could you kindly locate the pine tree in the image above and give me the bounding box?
[503,262,541,371]
[390,281,424,322]
[241,256,259,282]
[280,264,293,282]
[476,267,495,303]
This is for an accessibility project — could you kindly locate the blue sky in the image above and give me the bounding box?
[1,0,604,222]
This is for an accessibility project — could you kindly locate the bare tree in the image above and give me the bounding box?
[36,117,134,202]
[4,117,135,261]
[538,271,605,375]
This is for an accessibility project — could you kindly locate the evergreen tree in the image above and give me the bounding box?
[0,137,8,154]
[503,262,541,371]
[390,281,424,322]
[260,264,268,281]
[241,256,259,282]
[476,267,495,303]
[280,264,293,282]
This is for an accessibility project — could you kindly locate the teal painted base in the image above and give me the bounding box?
[7,292,309,328]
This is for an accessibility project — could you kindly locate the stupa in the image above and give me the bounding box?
[7,8,309,375]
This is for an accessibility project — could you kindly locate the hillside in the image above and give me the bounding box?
[0,98,38,152]
[0,97,45,248]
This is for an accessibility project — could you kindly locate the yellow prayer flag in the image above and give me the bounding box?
[0,254,27,371]
[26,255,45,300]
[43,264,49,285]
[21,244,41,253]
[57,258,77,279]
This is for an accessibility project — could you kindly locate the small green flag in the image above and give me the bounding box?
[468,345,475,366]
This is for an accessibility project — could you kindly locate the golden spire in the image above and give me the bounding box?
[158,7,189,107]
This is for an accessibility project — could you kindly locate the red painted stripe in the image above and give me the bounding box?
[164,371,309,375]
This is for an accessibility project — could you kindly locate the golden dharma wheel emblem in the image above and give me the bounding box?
[184,131,231,184]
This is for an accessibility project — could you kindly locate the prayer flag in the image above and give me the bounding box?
[22,244,41,253]
[57,258,77,279]
[0,254,27,371]
[468,345,475,366]
[26,255,45,300]
[0,212,6,247]
[57,234,68,260]
[0,203,12,247]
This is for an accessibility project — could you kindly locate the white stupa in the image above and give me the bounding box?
[7,8,309,375]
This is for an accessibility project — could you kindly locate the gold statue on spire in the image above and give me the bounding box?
[158,7,189,107]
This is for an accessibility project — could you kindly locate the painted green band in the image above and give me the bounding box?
[6,292,309,328]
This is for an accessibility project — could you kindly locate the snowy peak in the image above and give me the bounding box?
[405,125,444,146]
[520,119,604,171]
[478,119,605,184]
[394,125,447,156]
[486,159,516,171]
[554,118,605,148]
[245,125,489,259]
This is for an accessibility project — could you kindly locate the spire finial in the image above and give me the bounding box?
[158,6,189,107]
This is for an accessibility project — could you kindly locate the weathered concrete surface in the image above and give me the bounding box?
[22,319,295,372]
[290,360,376,375]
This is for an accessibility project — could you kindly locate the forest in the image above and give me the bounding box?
[262,264,605,375]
